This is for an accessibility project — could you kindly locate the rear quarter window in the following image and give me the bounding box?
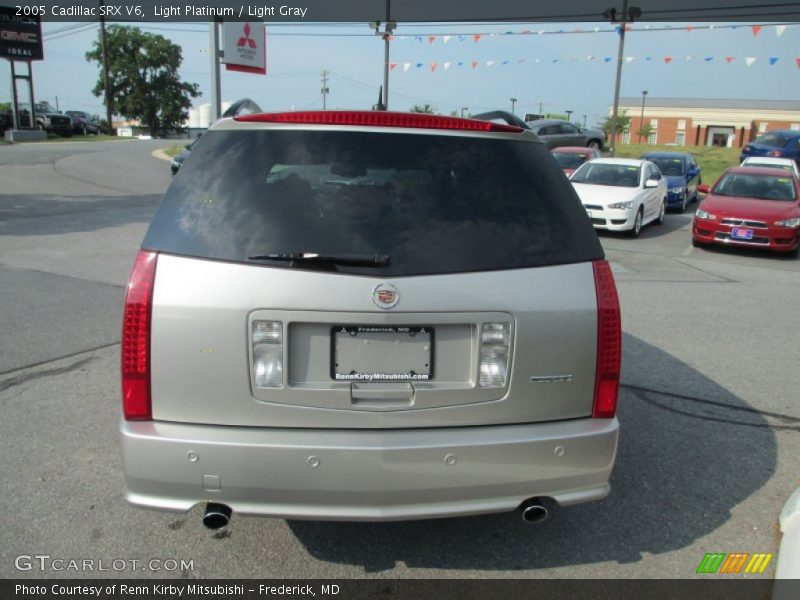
[143,129,603,276]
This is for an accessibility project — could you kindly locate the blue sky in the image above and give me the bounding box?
[2,21,799,127]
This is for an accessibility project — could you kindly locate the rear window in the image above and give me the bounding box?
[552,152,589,169]
[756,133,790,148]
[143,130,603,276]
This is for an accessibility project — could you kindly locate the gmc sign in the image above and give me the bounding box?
[0,7,43,61]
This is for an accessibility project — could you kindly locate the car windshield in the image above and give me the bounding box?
[647,157,684,176]
[143,130,603,276]
[714,173,796,201]
[552,152,590,169]
[755,133,790,147]
[570,163,641,187]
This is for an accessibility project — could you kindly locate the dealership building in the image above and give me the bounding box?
[612,98,800,148]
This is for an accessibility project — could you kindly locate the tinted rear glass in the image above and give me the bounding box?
[756,133,790,147]
[143,130,603,276]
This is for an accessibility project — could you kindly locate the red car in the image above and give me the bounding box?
[692,166,800,256]
[552,146,603,177]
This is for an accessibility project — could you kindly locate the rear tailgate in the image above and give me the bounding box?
[149,255,597,429]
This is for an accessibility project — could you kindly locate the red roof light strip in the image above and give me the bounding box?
[235,111,524,133]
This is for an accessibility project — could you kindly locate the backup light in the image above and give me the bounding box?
[121,251,157,420]
[253,320,283,388]
[592,260,621,419]
[479,322,510,388]
[235,110,524,133]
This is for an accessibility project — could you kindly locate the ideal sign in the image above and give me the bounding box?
[222,22,266,75]
[0,7,43,61]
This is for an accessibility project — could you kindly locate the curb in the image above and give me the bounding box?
[152,148,172,162]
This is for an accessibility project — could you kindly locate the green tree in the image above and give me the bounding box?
[636,122,654,143]
[86,26,200,136]
[602,109,631,138]
[409,103,436,114]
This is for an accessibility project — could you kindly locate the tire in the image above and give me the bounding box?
[692,237,701,248]
[680,192,688,212]
[629,207,643,237]
[587,140,601,150]
[655,199,666,225]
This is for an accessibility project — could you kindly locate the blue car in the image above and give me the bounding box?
[640,152,702,212]
[740,130,800,165]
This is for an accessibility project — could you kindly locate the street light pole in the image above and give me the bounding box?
[510,98,518,115]
[638,90,648,144]
[565,110,573,122]
[606,1,641,157]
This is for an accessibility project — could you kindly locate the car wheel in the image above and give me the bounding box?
[629,207,643,237]
[656,199,666,225]
[680,192,688,212]
[587,140,601,150]
[692,237,701,248]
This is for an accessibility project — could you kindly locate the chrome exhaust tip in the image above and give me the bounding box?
[519,498,548,524]
[202,503,232,530]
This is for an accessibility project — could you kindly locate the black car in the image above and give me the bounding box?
[65,111,101,135]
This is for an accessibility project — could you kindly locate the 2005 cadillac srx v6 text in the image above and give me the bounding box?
[120,110,621,528]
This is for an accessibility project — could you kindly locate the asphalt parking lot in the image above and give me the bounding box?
[1,140,798,579]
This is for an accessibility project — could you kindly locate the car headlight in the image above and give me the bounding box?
[774,217,800,228]
[171,159,179,167]
[669,186,685,194]
[607,200,633,210]
[695,209,716,220]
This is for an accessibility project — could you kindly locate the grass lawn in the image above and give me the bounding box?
[613,143,741,186]
[164,144,187,158]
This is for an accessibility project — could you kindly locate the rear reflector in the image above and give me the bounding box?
[592,260,621,418]
[121,250,157,420]
[235,110,524,133]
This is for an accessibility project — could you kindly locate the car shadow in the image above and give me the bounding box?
[691,241,799,262]
[0,194,160,236]
[287,333,779,573]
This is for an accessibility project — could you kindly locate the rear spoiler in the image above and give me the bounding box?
[470,110,530,130]
[221,99,263,119]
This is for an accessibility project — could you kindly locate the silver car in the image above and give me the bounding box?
[120,111,621,527]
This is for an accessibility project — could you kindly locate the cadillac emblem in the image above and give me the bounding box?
[372,283,399,310]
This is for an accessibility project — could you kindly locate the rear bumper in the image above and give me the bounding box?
[120,418,618,521]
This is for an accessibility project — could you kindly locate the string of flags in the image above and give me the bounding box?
[389,56,800,71]
[388,23,797,42]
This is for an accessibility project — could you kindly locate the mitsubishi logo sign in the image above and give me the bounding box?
[237,23,257,49]
[223,22,266,75]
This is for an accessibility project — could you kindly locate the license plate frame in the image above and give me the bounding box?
[731,227,754,240]
[331,325,434,382]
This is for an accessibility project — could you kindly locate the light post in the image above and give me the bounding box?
[638,90,648,144]
[510,98,518,115]
[605,1,642,156]
[582,114,587,128]
[460,107,469,117]
[565,110,573,122]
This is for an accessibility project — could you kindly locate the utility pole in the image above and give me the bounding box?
[100,0,113,134]
[606,1,642,157]
[209,19,222,121]
[321,71,330,109]
[460,107,469,117]
[565,110,574,122]
[537,101,547,116]
[582,114,587,127]
[510,97,518,115]
[638,90,648,143]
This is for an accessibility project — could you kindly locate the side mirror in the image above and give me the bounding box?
[644,179,659,188]
[698,184,710,194]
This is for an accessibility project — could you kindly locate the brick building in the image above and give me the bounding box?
[611,98,800,148]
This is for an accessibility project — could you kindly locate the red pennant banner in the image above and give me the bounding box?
[664,57,672,63]
[686,26,694,32]
[471,60,478,68]
[796,57,800,69]
[389,62,397,71]
[430,62,438,72]
[752,25,762,36]
[473,34,482,43]
[428,36,436,44]
[725,56,734,63]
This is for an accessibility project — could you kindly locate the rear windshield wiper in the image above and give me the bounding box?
[248,252,390,267]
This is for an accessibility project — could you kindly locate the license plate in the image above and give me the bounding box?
[331,326,433,382]
[731,227,754,240]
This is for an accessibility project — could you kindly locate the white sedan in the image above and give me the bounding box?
[570,158,669,237]
[740,156,800,179]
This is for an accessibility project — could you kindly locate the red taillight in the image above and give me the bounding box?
[592,260,621,418]
[234,110,524,133]
[767,150,783,157]
[121,250,157,420]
